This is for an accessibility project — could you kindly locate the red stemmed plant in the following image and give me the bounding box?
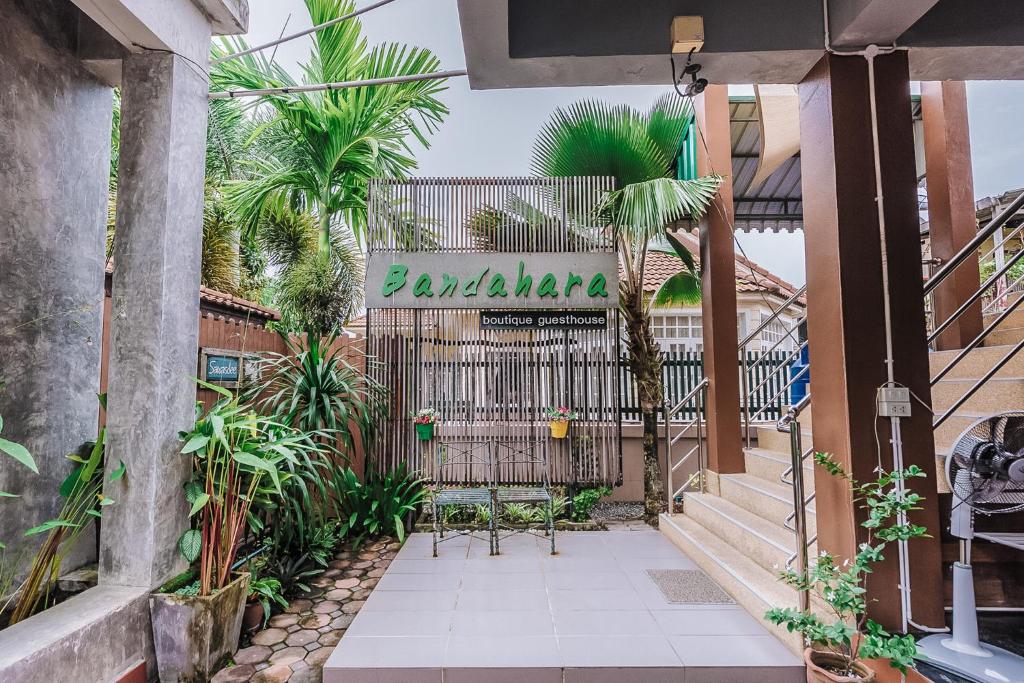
[178,380,320,595]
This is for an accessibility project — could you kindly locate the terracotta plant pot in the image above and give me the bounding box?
[415,422,434,441]
[549,420,569,439]
[242,600,264,633]
[150,572,250,682]
[805,649,877,683]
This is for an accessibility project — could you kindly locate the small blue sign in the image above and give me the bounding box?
[205,355,240,382]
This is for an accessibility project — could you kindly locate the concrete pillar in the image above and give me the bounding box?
[0,0,112,567]
[695,85,744,477]
[799,51,944,629]
[922,81,982,351]
[100,50,210,588]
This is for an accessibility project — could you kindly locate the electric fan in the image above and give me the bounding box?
[917,412,1024,682]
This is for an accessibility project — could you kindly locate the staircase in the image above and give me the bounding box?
[930,342,1024,492]
[659,420,816,655]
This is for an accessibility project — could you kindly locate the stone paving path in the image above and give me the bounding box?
[212,537,400,683]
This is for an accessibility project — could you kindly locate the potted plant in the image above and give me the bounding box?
[243,576,287,633]
[413,408,438,441]
[150,381,299,682]
[765,452,928,682]
[545,406,578,439]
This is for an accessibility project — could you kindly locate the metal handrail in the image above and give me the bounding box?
[740,289,807,446]
[934,336,1024,428]
[924,190,1024,297]
[929,245,1024,344]
[739,285,808,348]
[773,392,813,612]
[664,378,709,510]
[932,287,1024,385]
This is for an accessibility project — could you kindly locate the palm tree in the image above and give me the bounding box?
[209,0,451,330]
[532,95,721,523]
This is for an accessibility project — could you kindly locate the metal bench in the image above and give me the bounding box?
[432,440,494,557]
[493,440,556,555]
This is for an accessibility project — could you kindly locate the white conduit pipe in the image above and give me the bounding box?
[212,0,400,65]
[821,0,946,635]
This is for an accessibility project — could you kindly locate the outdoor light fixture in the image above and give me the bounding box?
[670,17,708,98]
[671,16,705,54]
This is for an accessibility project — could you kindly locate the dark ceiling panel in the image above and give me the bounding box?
[901,0,1024,47]
[508,0,824,58]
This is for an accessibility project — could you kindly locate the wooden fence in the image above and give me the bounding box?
[620,350,794,422]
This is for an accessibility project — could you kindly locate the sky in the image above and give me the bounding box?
[238,0,1024,286]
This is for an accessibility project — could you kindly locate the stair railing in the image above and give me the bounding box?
[663,378,709,511]
[777,394,813,613]
[739,284,808,446]
[925,192,1024,427]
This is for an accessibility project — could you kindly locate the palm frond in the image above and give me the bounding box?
[600,176,722,244]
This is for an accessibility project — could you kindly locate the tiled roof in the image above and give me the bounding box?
[198,286,280,321]
[104,262,280,321]
[638,229,804,304]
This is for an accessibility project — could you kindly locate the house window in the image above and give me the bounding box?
[652,313,703,353]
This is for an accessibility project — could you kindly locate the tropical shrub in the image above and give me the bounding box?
[0,412,37,615]
[571,486,612,522]
[765,452,927,676]
[210,0,451,332]
[178,381,319,596]
[249,576,287,626]
[7,397,125,624]
[329,465,427,543]
[255,332,387,453]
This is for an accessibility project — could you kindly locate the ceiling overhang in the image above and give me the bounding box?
[456,0,1024,88]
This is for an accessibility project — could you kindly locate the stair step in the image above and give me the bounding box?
[754,425,812,453]
[720,474,817,535]
[985,327,1024,347]
[931,377,1024,414]
[659,513,804,655]
[929,343,1024,380]
[744,448,815,491]
[682,492,806,573]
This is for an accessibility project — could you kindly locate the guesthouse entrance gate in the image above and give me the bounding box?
[365,177,622,488]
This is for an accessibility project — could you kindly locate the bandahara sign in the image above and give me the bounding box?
[365,252,619,309]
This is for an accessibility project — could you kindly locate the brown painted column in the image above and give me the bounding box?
[799,52,944,630]
[695,85,744,477]
[922,81,982,351]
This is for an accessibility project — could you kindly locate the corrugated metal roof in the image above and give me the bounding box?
[729,98,803,233]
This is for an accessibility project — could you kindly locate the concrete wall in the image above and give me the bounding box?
[0,0,112,569]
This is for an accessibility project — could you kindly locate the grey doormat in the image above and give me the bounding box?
[646,569,736,604]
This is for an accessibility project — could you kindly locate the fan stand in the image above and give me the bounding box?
[917,505,1024,682]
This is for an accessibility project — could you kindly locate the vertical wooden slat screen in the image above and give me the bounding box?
[365,177,620,486]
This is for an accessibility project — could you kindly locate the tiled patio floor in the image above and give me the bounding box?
[324,531,803,683]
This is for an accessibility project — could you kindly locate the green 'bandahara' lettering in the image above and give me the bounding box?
[487,273,508,297]
[514,261,532,297]
[564,272,583,297]
[379,262,614,302]
[438,273,458,297]
[587,273,609,298]
[413,273,434,297]
[382,264,408,296]
[537,273,559,298]
[462,268,489,297]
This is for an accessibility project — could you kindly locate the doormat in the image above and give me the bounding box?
[646,569,735,604]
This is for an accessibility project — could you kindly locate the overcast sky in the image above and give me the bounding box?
[240,0,1024,286]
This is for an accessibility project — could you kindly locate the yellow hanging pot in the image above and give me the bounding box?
[549,420,569,439]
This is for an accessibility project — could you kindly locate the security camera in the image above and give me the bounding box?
[684,78,708,96]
